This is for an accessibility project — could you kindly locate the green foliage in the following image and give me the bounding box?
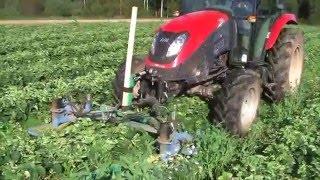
[0,0,164,19]
[0,23,320,179]
[0,23,158,121]
[0,0,20,18]
[43,0,74,17]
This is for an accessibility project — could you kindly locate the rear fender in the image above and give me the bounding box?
[265,13,297,50]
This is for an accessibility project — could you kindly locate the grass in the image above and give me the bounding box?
[0,23,319,179]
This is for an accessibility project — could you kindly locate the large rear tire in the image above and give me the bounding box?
[113,56,145,102]
[268,28,304,100]
[209,69,262,136]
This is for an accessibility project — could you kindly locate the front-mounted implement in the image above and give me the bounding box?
[28,7,197,162]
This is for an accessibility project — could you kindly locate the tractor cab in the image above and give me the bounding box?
[177,0,290,64]
[179,0,286,17]
[180,0,255,17]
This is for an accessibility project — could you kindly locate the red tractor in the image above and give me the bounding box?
[114,0,304,136]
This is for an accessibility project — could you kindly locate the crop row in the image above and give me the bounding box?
[0,23,158,121]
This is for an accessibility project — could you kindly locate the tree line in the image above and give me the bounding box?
[0,0,179,18]
[0,0,319,23]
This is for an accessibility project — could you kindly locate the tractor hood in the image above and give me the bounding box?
[146,10,230,69]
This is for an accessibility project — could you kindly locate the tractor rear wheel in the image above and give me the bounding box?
[209,69,262,136]
[268,28,304,100]
[113,56,145,102]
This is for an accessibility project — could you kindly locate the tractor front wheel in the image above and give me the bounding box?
[209,69,262,136]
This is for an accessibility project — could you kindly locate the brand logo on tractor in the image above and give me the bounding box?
[159,37,170,43]
[266,32,271,39]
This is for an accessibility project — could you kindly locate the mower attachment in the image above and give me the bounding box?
[27,96,197,162]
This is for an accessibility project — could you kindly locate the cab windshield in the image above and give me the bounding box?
[181,0,256,17]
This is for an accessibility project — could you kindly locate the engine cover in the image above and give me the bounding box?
[146,10,230,70]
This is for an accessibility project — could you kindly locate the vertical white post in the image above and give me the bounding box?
[122,6,138,107]
[160,0,164,18]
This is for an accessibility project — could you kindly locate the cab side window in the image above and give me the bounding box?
[257,0,276,15]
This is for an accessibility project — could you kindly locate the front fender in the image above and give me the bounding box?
[265,13,297,50]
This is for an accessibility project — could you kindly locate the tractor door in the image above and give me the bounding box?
[230,0,283,66]
[249,0,282,62]
[229,0,256,66]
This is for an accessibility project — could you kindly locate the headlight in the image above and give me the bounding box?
[166,33,188,57]
[151,32,159,55]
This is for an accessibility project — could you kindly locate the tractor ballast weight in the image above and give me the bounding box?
[114,0,305,136]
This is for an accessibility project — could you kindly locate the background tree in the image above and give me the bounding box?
[167,0,179,16]
[20,0,44,16]
[0,0,20,18]
[297,0,311,20]
[0,0,5,9]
